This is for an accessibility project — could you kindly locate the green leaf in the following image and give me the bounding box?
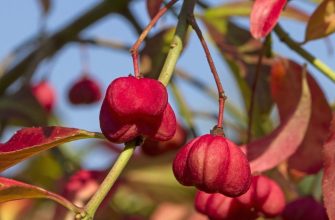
[0,126,103,172]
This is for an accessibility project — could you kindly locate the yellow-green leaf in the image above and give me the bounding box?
[305,0,335,42]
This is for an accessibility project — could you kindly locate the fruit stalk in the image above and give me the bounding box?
[82,141,136,219]
[187,15,226,129]
[130,0,179,78]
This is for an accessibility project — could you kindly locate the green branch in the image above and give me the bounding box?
[158,0,197,85]
[274,24,335,83]
[82,141,137,220]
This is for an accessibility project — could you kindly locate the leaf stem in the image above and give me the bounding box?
[82,141,137,220]
[130,0,179,78]
[187,15,226,129]
[246,39,267,143]
[274,24,335,83]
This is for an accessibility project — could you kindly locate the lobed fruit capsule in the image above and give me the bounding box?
[99,76,176,143]
[68,76,102,105]
[173,134,251,197]
[195,175,286,220]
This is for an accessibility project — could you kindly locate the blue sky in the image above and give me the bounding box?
[0,0,334,170]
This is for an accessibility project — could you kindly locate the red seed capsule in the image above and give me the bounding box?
[31,81,56,112]
[195,175,286,220]
[68,76,102,105]
[173,134,251,197]
[99,76,176,143]
[237,175,286,217]
[141,123,187,156]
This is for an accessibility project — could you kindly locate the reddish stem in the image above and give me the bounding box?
[188,15,226,129]
[130,0,179,78]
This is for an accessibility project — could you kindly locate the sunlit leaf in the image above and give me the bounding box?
[0,177,79,212]
[250,0,287,39]
[246,67,311,173]
[146,0,164,19]
[305,0,335,42]
[322,113,335,220]
[271,59,332,174]
[0,127,103,172]
[0,199,32,220]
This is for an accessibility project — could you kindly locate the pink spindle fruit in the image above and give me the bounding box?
[141,123,187,156]
[237,175,286,217]
[195,175,285,220]
[99,76,176,143]
[31,81,56,112]
[173,134,251,197]
[68,76,102,105]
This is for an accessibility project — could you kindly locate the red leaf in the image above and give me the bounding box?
[322,113,335,220]
[0,177,79,212]
[0,127,102,172]
[271,59,332,174]
[146,0,164,19]
[246,62,311,173]
[250,0,287,39]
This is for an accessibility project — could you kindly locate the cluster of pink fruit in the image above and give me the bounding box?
[98,75,289,219]
[30,75,102,113]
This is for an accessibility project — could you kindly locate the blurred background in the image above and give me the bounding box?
[0,0,334,219]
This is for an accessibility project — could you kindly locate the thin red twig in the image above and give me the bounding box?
[188,15,226,129]
[130,0,179,78]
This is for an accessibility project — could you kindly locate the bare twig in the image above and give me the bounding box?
[187,15,226,129]
[130,0,179,77]
[72,37,131,51]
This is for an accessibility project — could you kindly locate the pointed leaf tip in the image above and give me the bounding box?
[250,0,287,39]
